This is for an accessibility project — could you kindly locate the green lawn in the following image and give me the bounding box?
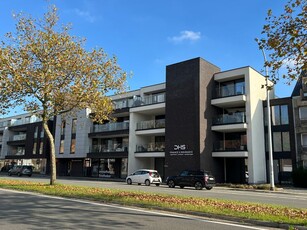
[0,178,306,227]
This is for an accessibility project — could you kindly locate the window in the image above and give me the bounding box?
[299,107,307,120]
[70,139,76,154]
[33,142,37,155]
[61,121,66,136]
[59,140,64,154]
[272,105,289,125]
[273,132,290,152]
[34,126,38,138]
[71,119,77,134]
[301,133,307,147]
[280,105,289,125]
[39,142,43,155]
[282,132,290,151]
[273,132,282,151]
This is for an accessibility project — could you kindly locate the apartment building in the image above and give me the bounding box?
[0,113,51,174]
[292,72,307,168]
[0,57,298,184]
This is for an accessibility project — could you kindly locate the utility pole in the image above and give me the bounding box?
[261,48,275,191]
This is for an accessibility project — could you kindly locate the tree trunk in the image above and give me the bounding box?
[43,121,56,185]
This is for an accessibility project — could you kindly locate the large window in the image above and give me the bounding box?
[272,105,289,126]
[273,132,290,152]
[299,107,307,120]
[301,133,307,147]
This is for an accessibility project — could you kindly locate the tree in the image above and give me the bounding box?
[0,5,127,185]
[256,0,306,83]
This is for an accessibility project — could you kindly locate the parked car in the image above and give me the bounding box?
[126,169,162,186]
[8,165,33,177]
[166,169,215,190]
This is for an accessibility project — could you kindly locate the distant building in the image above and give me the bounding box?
[292,71,307,168]
[0,113,52,174]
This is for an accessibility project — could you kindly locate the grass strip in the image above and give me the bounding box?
[0,178,306,226]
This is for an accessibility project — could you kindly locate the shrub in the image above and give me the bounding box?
[292,167,307,188]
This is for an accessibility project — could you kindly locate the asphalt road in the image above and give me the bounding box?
[0,189,280,230]
[1,175,306,209]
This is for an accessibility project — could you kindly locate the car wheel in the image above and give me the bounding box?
[138,183,141,185]
[28,174,32,177]
[17,172,21,177]
[205,186,213,190]
[127,178,132,185]
[8,173,11,176]
[155,183,160,186]
[168,180,175,188]
[194,181,203,190]
[180,186,184,189]
[145,179,150,186]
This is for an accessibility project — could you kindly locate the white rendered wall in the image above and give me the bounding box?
[245,67,270,184]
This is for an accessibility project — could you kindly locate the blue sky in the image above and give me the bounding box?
[0,0,295,100]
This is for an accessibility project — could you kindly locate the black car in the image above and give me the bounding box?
[166,169,215,190]
[8,165,33,177]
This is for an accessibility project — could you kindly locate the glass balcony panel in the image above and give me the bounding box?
[132,93,165,107]
[10,134,27,141]
[136,142,165,152]
[214,83,245,98]
[213,140,247,151]
[90,143,128,153]
[92,121,129,133]
[113,99,134,109]
[213,112,246,125]
[136,119,165,130]
[8,148,26,156]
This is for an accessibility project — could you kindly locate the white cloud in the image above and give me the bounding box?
[168,30,201,44]
[72,8,96,23]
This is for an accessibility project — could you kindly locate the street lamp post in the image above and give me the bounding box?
[261,48,275,191]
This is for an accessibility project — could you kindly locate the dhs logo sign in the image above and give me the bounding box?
[173,145,187,151]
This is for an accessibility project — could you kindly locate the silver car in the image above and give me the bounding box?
[126,169,162,186]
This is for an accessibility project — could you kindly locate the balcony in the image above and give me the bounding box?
[211,84,246,108]
[213,112,246,125]
[92,122,129,133]
[212,112,247,132]
[113,99,134,110]
[212,140,248,158]
[131,93,165,107]
[10,117,41,126]
[113,93,165,110]
[7,149,26,156]
[90,144,128,153]
[10,134,27,141]
[136,119,165,130]
[135,142,165,158]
